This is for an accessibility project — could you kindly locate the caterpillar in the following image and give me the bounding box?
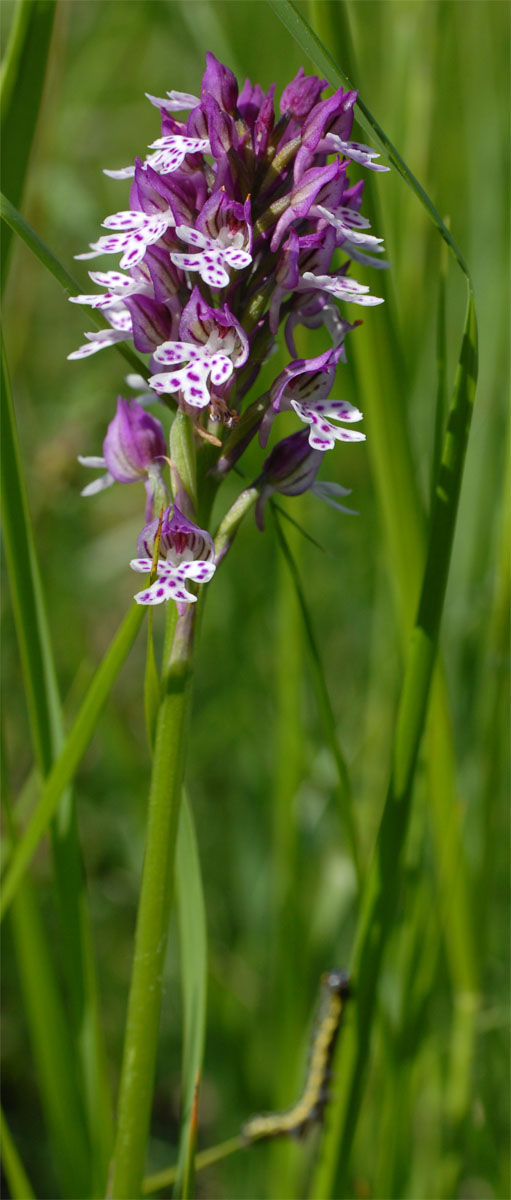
[241,970,351,1144]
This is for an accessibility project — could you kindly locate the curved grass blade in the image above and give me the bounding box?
[142,1136,244,1195]
[0,602,145,920]
[272,505,361,887]
[0,191,149,379]
[311,291,478,1198]
[268,0,470,280]
[1,332,115,1188]
[0,1106,35,1200]
[173,792,208,1199]
[0,0,56,290]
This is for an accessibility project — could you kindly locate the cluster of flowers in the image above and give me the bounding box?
[71,54,387,607]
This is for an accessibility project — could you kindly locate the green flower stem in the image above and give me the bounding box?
[109,601,198,1199]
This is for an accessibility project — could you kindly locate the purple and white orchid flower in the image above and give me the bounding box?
[148,286,248,408]
[131,505,216,605]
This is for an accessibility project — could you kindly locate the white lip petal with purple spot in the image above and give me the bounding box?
[290,398,366,451]
[134,576,198,605]
[153,340,202,365]
[324,133,390,172]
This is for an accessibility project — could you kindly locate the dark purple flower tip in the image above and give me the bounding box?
[199,93,239,158]
[201,51,238,114]
[238,78,267,129]
[103,398,166,484]
[280,68,327,120]
[137,504,215,562]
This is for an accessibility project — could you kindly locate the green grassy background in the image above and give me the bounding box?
[1,2,509,1198]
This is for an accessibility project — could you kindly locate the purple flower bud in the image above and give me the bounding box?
[201,51,238,114]
[280,68,327,120]
[103,397,166,483]
[255,428,355,528]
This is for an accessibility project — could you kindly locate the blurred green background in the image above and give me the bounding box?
[1,2,509,1197]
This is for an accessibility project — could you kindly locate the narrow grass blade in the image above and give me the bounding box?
[431,232,449,504]
[268,0,470,280]
[312,292,478,1197]
[0,602,145,919]
[0,1106,35,1200]
[0,191,149,379]
[272,506,361,886]
[173,792,208,1199]
[1,331,115,1186]
[0,0,56,290]
[1,786,91,1197]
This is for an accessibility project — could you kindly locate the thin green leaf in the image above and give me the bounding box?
[0,191,149,379]
[173,791,208,1200]
[0,1106,35,1200]
[1,787,91,1198]
[0,602,145,920]
[431,230,449,504]
[268,0,470,281]
[272,505,362,887]
[1,331,114,1188]
[142,1136,244,1196]
[311,292,478,1198]
[0,0,56,290]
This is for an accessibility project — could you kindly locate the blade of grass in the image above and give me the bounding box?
[0,601,145,919]
[311,290,478,1197]
[1,331,115,1188]
[0,0,56,290]
[0,1106,35,1200]
[0,191,149,379]
[292,6,480,1190]
[271,505,361,887]
[173,792,208,1200]
[1,780,91,1198]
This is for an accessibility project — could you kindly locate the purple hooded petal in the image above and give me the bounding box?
[201,51,238,114]
[137,504,215,562]
[200,93,238,158]
[253,84,276,157]
[280,68,327,120]
[270,161,340,251]
[124,294,175,353]
[196,189,252,251]
[103,398,166,483]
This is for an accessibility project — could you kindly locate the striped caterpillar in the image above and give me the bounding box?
[241,970,351,1144]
